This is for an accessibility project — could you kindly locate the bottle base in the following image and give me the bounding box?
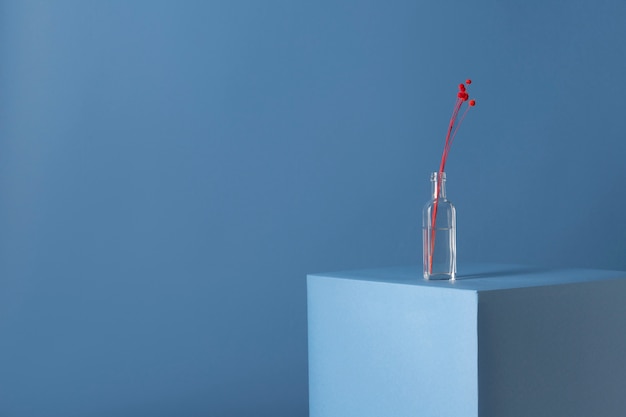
[423,272,456,281]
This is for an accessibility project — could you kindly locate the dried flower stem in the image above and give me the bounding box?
[428,80,475,274]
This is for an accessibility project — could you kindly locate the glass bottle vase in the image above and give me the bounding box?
[422,172,456,280]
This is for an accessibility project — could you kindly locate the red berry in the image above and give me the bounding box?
[459,83,466,91]
[466,79,472,85]
[469,99,476,106]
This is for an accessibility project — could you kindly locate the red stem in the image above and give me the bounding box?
[429,97,465,274]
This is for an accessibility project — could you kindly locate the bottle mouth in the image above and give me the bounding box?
[430,171,446,181]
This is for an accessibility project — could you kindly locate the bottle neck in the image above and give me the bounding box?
[431,172,447,199]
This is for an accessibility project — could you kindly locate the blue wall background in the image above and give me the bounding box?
[1,0,625,415]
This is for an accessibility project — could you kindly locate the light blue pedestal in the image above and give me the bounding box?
[307,264,626,417]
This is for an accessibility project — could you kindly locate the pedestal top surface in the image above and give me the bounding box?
[309,263,626,292]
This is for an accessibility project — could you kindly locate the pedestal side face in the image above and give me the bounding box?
[308,275,478,417]
[478,278,626,417]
